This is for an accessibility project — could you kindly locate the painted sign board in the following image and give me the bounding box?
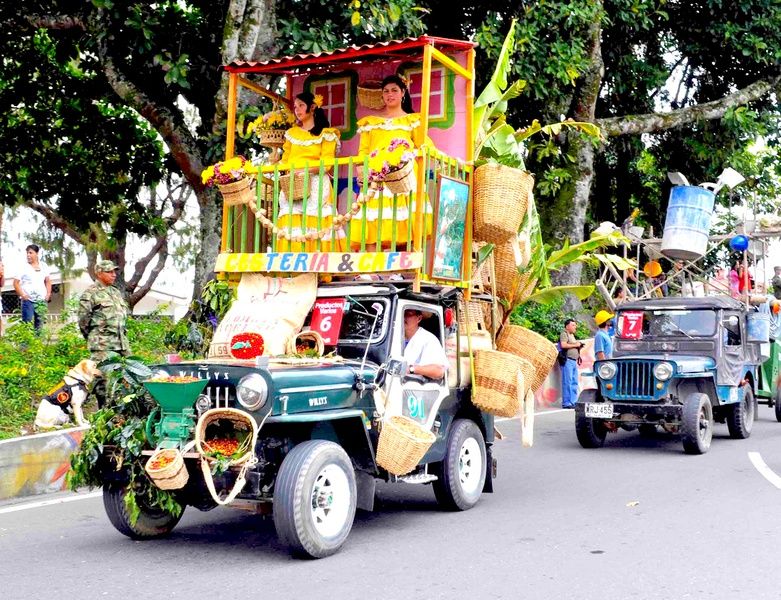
[215,251,423,274]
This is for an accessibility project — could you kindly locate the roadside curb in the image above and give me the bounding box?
[0,426,88,502]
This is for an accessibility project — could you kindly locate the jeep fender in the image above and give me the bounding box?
[674,378,718,405]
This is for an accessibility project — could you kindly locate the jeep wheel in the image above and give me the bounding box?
[575,414,608,448]
[432,419,487,511]
[680,392,713,455]
[727,384,756,439]
[774,386,781,423]
[274,440,357,559]
[103,483,183,539]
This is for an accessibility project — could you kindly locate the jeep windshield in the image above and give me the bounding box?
[617,309,717,339]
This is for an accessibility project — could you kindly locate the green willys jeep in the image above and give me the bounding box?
[100,283,495,558]
[576,296,769,454]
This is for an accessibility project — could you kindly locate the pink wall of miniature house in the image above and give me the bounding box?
[290,51,470,162]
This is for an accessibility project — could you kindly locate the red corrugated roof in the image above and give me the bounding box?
[224,36,475,74]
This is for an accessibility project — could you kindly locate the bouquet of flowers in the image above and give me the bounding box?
[367,138,416,183]
[248,107,296,133]
[201,155,258,188]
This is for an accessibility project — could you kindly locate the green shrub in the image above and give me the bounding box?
[509,298,591,343]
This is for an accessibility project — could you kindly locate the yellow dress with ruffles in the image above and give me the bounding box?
[349,114,433,248]
[276,126,344,252]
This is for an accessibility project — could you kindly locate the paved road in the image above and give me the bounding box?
[2,408,781,600]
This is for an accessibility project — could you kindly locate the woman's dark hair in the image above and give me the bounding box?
[381,74,414,114]
[26,244,40,254]
[296,92,330,136]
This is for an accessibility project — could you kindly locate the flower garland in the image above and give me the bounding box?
[247,188,378,243]
[201,155,258,187]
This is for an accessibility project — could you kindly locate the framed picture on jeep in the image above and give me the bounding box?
[429,174,470,281]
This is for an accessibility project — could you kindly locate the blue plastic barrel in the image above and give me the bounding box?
[661,186,716,260]
[747,312,770,343]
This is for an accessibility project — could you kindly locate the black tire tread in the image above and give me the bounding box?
[575,414,607,448]
[727,384,755,439]
[432,419,487,511]
[680,392,712,455]
[102,484,183,539]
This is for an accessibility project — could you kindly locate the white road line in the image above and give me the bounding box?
[748,452,781,489]
[496,409,570,422]
[0,491,102,516]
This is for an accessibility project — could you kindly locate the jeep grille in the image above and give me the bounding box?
[613,360,656,400]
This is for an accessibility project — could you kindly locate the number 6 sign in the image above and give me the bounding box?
[310,299,346,345]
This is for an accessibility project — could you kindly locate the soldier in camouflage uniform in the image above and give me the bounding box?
[78,260,130,406]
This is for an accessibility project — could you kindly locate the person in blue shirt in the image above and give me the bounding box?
[594,310,614,360]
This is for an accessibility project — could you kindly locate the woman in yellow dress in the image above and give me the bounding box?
[276,91,343,252]
[351,75,432,250]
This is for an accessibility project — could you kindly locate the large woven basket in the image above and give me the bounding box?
[218,177,256,207]
[259,129,287,148]
[195,408,258,467]
[381,160,415,195]
[357,80,385,110]
[473,350,534,417]
[263,171,306,201]
[496,325,557,392]
[457,296,488,334]
[494,241,537,305]
[376,415,436,476]
[473,163,533,244]
[145,448,189,490]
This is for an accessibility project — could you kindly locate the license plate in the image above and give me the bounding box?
[584,402,614,418]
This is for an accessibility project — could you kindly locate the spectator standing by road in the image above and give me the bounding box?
[594,310,614,360]
[78,260,130,407]
[13,244,51,332]
[771,266,781,300]
[559,318,583,409]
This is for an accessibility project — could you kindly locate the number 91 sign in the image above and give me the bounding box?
[309,299,346,345]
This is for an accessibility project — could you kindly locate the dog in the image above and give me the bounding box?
[34,359,102,430]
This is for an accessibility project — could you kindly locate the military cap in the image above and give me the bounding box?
[96,260,120,273]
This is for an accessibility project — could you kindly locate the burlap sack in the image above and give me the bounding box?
[208,273,318,358]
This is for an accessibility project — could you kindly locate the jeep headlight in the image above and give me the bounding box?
[236,374,268,411]
[653,361,674,381]
[597,362,617,380]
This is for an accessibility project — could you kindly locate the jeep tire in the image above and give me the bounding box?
[680,392,713,455]
[774,385,781,423]
[727,384,756,439]
[103,483,183,539]
[274,440,357,559]
[432,419,487,511]
[575,390,607,448]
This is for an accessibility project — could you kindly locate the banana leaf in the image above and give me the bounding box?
[526,285,596,304]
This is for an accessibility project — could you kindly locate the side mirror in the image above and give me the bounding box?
[386,358,407,377]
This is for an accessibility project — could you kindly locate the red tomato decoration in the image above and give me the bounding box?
[230,332,265,359]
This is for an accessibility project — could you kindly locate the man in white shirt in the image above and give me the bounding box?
[13,244,51,332]
[402,308,448,381]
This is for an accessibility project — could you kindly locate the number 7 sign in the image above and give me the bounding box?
[619,311,643,339]
[310,299,346,345]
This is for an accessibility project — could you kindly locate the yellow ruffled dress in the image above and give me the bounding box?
[276,126,344,252]
[350,114,433,248]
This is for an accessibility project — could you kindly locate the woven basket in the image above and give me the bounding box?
[195,408,258,467]
[145,448,189,490]
[263,171,307,201]
[457,297,488,334]
[472,350,534,417]
[218,177,256,207]
[470,242,494,293]
[259,129,287,148]
[494,241,537,305]
[286,330,325,356]
[481,301,504,333]
[381,160,415,195]
[357,80,385,110]
[376,415,436,476]
[473,163,533,244]
[496,325,557,392]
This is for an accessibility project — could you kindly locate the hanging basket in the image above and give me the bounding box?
[379,160,415,195]
[195,408,258,468]
[493,241,537,306]
[145,448,189,490]
[457,296,488,334]
[473,163,534,244]
[495,325,557,392]
[285,330,326,356]
[258,129,287,148]
[472,350,534,417]
[357,80,385,110]
[218,177,256,207]
[263,171,307,201]
[375,415,436,476]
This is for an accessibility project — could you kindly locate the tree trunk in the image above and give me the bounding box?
[193,191,222,301]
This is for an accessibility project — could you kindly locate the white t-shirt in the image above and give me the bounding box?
[16,262,50,300]
[403,327,448,371]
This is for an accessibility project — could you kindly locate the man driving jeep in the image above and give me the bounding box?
[403,308,448,380]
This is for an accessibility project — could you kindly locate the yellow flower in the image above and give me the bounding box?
[201,165,215,185]
[313,94,324,108]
